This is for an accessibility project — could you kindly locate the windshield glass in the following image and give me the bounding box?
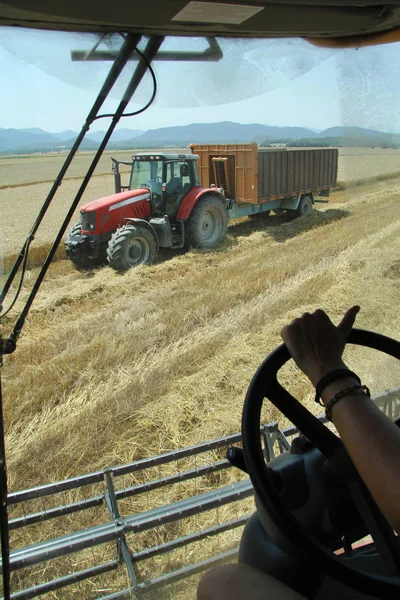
[129,159,163,191]
[0,27,399,600]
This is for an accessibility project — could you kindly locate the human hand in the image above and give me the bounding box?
[280,306,360,387]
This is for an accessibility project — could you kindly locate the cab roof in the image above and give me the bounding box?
[132,153,198,161]
[1,1,400,47]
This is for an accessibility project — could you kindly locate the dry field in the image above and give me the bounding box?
[1,146,400,264]
[1,149,400,598]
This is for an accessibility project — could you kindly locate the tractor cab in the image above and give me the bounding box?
[119,153,199,218]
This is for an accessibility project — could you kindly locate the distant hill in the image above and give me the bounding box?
[0,128,62,152]
[261,126,400,148]
[318,126,388,138]
[318,126,400,146]
[86,128,144,143]
[52,130,80,142]
[20,128,78,142]
[1,123,399,154]
[0,127,146,154]
[132,122,317,146]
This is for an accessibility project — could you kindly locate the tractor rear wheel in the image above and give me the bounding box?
[107,224,157,271]
[296,195,313,217]
[185,195,228,249]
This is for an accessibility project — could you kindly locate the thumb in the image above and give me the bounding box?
[338,305,360,339]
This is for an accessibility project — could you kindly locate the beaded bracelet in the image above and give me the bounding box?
[325,384,370,421]
[315,369,361,406]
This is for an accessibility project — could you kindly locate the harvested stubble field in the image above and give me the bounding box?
[1,147,400,598]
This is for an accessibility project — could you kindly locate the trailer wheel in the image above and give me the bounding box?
[107,224,157,271]
[186,195,228,249]
[296,195,313,217]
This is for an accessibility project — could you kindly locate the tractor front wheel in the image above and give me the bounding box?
[66,221,105,270]
[185,195,228,249]
[107,224,157,271]
[68,221,82,238]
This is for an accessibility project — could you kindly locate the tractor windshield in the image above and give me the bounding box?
[129,159,163,194]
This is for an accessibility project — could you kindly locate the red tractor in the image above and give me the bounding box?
[65,150,228,270]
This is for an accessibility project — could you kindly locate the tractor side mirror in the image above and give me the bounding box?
[180,163,190,177]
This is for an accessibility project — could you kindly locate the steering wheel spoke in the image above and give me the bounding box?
[265,377,342,458]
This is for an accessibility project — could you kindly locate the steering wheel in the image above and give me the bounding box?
[242,328,400,599]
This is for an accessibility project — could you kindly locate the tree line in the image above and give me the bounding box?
[261,137,399,149]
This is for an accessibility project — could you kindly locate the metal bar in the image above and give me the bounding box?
[0,33,139,308]
[8,471,104,505]
[71,37,222,63]
[111,432,243,477]
[136,547,239,592]
[116,460,230,500]
[104,470,120,520]
[373,388,400,419]
[95,588,134,600]
[9,496,103,530]
[5,480,253,572]
[277,430,291,453]
[261,422,278,461]
[10,35,165,345]
[10,560,119,600]
[9,462,230,530]
[118,537,137,589]
[132,515,251,562]
[6,521,120,572]
[123,479,253,535]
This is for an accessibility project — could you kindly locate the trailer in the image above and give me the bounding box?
[65,144,338,271]
[195,143,338,218]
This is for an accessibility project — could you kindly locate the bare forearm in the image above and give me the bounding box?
[280,307,400,531]
[322,379,400,532]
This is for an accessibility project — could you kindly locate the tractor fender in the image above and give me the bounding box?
[176,187,225,220]
[124,218,160,251]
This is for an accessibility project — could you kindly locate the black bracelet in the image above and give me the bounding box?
[325,384,370,421]
[315,369,361,406]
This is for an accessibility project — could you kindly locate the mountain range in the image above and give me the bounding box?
[0,127,145,153]
[1,122,399,154]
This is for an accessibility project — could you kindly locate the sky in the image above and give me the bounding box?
[1,29,400,134]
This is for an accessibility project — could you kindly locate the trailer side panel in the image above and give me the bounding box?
[195,145,338,206]
[257,148,338,200]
